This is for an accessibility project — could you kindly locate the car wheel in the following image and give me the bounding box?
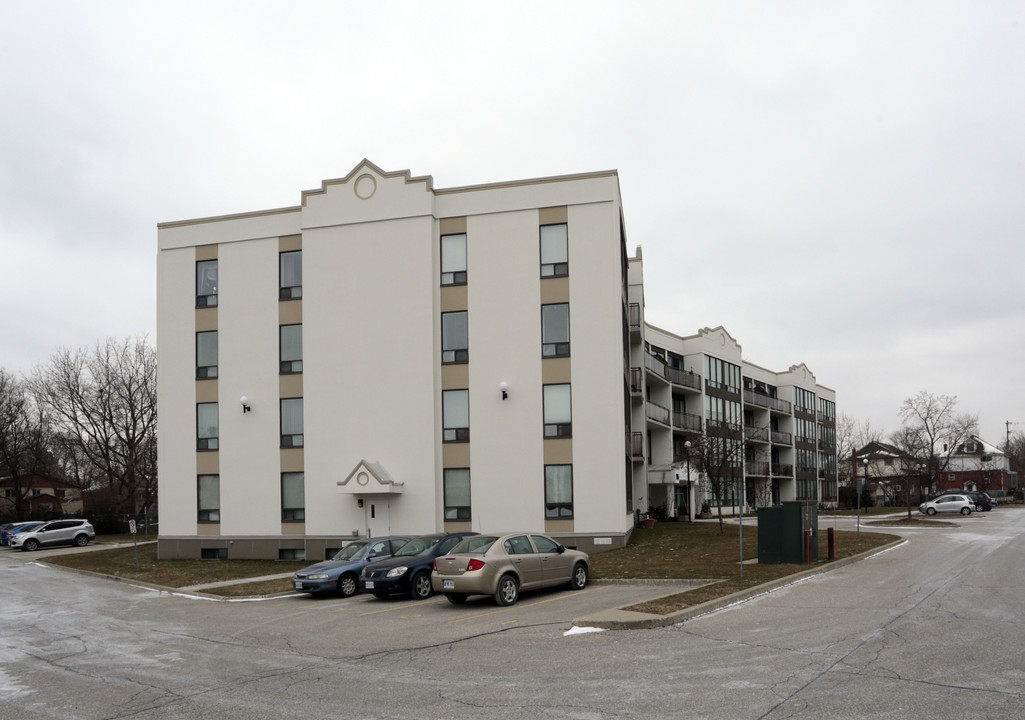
[926,507,937,515]
[445,593,468,605]
[410,571,433,600]
[960,506,971,515]
[337,574,358,598]
[569,562,588,590]
[495,574,519,606]
[372,592,390,599]
[23,538,39,552]
[73,534,90,547]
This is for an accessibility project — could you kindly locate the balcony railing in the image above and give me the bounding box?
[744,425,769,442]
[706,419,742,433]
[644,353,668,383]
[673,411,702,432]
[646,401,671,426]
[746,462,770,476]
[771,430,792,445]
[768,396,792,414]
[667,366,702,390]
[795,435,817,445]
[628,367,642,393]
[744,390,769,409]
[771,463,793,477]
[629,432,644,457]
[627,303,641,330]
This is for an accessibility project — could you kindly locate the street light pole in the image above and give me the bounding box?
[684,440,693,523]
[859,457,868,536]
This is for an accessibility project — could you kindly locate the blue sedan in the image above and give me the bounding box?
[292,536,410,597]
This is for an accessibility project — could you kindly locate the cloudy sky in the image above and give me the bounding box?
[1,1,1022,445]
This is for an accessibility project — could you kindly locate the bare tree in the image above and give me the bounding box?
[693,425,745,535]
[1005,431,1025,492]
[0,369,57,519]
[837,413,884,491]
[895,391,977,515]
[31,337,157,517]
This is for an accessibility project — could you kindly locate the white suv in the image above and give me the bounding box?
[11,519,95,551]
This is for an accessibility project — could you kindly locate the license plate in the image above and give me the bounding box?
[443,580,455,590]
[364,580,375,589]
[294,581,302,590]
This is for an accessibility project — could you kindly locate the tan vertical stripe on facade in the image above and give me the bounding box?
[539,206,568,224]
[440,216,467,234]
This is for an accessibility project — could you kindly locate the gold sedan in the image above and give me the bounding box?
[432,532,589,606]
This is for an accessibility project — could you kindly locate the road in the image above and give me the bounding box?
[2,510,1024,719]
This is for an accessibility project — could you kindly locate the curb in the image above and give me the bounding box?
[574,537,906,630]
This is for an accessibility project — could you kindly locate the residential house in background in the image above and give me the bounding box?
[156,160,837,560]
[0,475,84,519]
[942,436,1014,497]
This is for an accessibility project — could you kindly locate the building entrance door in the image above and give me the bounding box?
[365,499,390,538]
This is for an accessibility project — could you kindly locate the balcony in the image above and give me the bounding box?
[667,366,702,391]
[629,432,644,458]
[772,463,794,477]
[645,401,671,426]
[673,411,702,433]
[627,367,642,394]
[771,430,792,445]
[644,353,669,384]
[746,462,770,476]
[744,425,769,443]
[627,303,641,337]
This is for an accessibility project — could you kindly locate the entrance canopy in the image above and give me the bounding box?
[337,460,405,495]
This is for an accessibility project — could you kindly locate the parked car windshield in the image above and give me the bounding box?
[330,541,369,561]
[451,536,497,554]
[394,537,440,557]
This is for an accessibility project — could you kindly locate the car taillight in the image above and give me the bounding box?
[467,559,486,572]
[432,561,438,571]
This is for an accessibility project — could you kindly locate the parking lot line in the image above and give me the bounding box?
[445,586,608,624]
[357,598,446,616]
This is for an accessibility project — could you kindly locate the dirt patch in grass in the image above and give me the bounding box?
[591,520,897,615]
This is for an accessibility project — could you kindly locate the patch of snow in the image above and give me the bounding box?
[564,626,606,636]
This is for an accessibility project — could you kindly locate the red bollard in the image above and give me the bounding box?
[804,530,811,564]
[827,527,835,560]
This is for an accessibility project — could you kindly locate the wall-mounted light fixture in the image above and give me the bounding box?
[499,381,509,400]
[240,395,251,414]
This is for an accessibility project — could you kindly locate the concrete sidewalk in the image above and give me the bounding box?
[179,573,295,592]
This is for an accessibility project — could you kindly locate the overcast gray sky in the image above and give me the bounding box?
[1,1,1022,445]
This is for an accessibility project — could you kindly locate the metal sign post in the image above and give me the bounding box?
[129,518,139,569]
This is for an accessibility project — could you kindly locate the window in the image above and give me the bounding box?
[441,233,467,286]
[197,403,218,451]
[540,224,568,277]
[278,548,306,561]
[504,535,533,554]
[705,356,741,394]
[531,534,560,553]
[545,465,573,518]
[196,259,218,307]
[201,548,227,559]
[197,474,219,522]
[196,331,218,379]
[280,324,303,374]
[280,251,302,299]
[541,303,570,357]
[443,389,469,442]
[441,311,468,364]
[280,398,304,447]
[281,472,305,521]
[543,384,572,438]
[444,468,471,520]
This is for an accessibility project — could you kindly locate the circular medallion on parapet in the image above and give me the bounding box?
[357,472,370,486]
[354,173,377,200]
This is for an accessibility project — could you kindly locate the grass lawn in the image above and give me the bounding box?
[41,520,899,613]
[45,542,306,592]
[591,519,897,614]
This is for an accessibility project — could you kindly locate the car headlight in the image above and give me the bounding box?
[386,566,408,578]
[307,574,330,580]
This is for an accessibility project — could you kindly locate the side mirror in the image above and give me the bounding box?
[556,544,566,554]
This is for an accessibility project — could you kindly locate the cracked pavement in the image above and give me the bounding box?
[2,510,1024,719]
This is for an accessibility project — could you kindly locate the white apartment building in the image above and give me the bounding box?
[156,160,837,560]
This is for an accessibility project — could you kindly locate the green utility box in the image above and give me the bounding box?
[757,500,818,564]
